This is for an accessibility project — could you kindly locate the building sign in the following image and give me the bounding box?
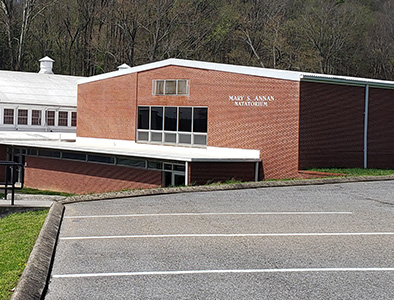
[228,95,275,107]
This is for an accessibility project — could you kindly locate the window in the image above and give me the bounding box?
[137,106,207,146]
[62,152,86,161]
[32,110,42,125]
[38,150,61,158]
[4,109,14,125]
[46,111,55,126]
[71,112,77,127]
[138,107,149,130]
[117,158,146,168]
[164,107,177,131]
[193,108,208,133]
[58,111,68,126]
[17,110,28,125]
[150,107,163,130]
[87,155,115,164]
[153,79,189,95]
[179,107,192,132]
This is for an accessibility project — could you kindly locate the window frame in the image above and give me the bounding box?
[137,106,207,147]
[153,79,190,96]
[31,110,42,126]
[17,109,28,125]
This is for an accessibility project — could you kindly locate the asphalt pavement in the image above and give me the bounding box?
[44,181,394,299]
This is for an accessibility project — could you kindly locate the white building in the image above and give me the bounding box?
[0,57,83,133]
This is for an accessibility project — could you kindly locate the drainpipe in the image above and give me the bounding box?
[185,162,189,186]
[254,162,259,182]
[363,85,369,169]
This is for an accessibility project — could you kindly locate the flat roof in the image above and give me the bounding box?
[0,70,83,107]
[79,58,394,89]
[0,134,260,163]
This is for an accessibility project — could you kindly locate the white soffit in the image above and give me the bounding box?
[78,58,394,88]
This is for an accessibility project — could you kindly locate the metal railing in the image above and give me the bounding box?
[0,161,24,205]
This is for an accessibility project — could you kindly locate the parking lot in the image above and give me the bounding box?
[45,181,394,299]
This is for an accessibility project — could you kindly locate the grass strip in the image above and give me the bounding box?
[309,168,394,177]
[18,187,75,197]
[0,210,48,300]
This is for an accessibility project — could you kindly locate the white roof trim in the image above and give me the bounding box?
[0,135,260,163]
[78,58,394,88]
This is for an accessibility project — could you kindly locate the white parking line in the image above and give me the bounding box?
[64,212,353,219]
[52,267,394,278]
[60,232,394,240]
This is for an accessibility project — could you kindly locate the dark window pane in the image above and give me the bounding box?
[18,109,28,125]
[165,80,176,94]
[62,152,86,161]
[71,112,77,127]
[46,111,55,126]
[173,164,185,172]
[151,107,163,130]
[27,149,38,156]
[179,107,192,132]
[58,111,68,126]
[88,155,115,164]
[4,109,14,124]
[117,158,146,168]
[148,161,163,169]
[138,107,149,129]
[38,150,61,158]
[193,108,207,133]
[164,107,177,131]
[32,110,41,125]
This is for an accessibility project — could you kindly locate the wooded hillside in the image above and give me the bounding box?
[1,0,393,80]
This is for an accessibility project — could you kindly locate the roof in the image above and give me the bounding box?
[0,70,83,107]
[0,133,260,163]
[79,58,394,89]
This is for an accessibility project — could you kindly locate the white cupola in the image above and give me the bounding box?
[117,63,132,70]
[39,56,55,74]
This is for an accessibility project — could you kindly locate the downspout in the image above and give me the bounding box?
[185,161,189,186]
[363,85,369,169]
[254,162,259,182]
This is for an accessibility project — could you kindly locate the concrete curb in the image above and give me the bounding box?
[60,175,394,204]
[11,201,64,300]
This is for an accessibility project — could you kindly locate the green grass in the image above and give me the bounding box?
[309,168,394,176]
[18,187,75,197]
[0,210,48,300]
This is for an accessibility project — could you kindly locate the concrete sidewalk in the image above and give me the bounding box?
[0,194,65,208]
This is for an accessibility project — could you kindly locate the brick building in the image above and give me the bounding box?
[1,59,393,194]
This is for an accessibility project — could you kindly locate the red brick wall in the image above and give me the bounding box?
[368,87,394,168]
[24,156,161,194]
[299,82,394,169]
[137,66,300,179]
[189,162,256,185]
[77,73,138,140]
[78,66,301,179]
[299,82,365,168]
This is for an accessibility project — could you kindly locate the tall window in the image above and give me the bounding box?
[71,112,77,127]
[137,106,207,146]
[153,79,189,95]
[4,109,14,125]
[58,111,68,126]
[32,110,42,125]
[45,111,55,126]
